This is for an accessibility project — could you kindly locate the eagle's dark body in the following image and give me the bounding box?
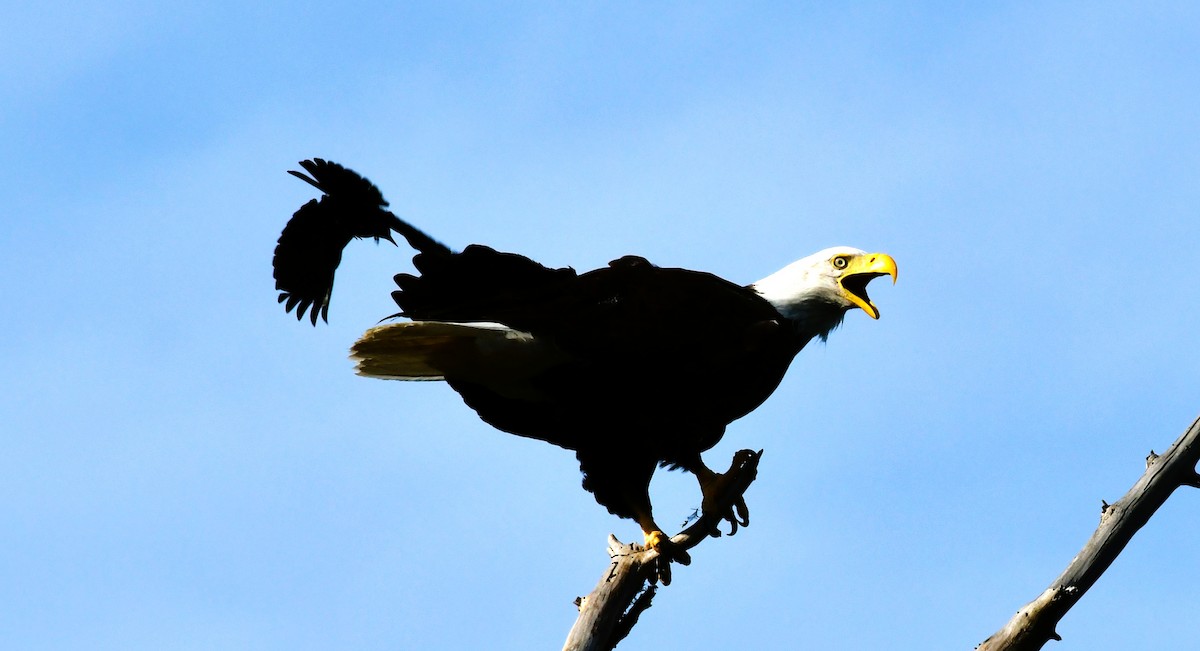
[396,249,805,518]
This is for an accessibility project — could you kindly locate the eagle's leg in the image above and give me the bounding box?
[691,450,757,536]
[577,450,690,583]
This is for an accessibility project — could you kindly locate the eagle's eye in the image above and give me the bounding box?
[832,255,850,270]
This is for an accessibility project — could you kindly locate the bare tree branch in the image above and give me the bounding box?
[977,414,1200,651]
[562,449,763,651]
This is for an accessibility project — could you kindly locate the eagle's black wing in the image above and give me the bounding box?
[273,159,451,324]
[390,243,579,325]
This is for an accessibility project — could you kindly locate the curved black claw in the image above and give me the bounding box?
[701,449,762,538]
[703,489,750,537]
[715,495,751,537]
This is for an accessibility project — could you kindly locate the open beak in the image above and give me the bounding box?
[838,252,898,319]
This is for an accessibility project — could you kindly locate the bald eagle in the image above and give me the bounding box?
[273,159,896,568]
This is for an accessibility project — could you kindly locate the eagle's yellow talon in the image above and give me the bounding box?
[639,529,691,586]
[642,530,691,565]
[643,530,667,551]
[699,464,753,536]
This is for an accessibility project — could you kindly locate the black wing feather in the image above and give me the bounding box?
[391,244,578,325]
[272,159,450,324]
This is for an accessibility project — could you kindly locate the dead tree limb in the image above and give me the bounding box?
[978,414,1200,650]
[562,449,763,651]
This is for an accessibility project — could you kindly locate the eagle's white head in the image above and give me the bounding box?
[751,246,898,341]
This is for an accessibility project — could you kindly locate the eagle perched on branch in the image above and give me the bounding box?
[273,159,896,569]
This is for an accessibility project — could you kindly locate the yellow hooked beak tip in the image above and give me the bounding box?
[838,252,897,319]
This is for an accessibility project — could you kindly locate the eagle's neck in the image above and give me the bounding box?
[751,262,849,343]
[772,296,847,343]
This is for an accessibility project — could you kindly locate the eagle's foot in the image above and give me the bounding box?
[699,449,761,537]
[641,530,691,586]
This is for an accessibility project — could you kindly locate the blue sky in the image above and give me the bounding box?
[3,2,1198,649]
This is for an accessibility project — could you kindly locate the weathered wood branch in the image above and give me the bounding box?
[977,414,1200,650]
[562,449,763,651]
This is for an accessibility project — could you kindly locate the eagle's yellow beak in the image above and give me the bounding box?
[838,252,898,319]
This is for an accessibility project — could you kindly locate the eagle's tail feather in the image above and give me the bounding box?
[350,322,570,394]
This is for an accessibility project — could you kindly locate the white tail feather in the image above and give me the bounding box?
[350,321,570,399]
